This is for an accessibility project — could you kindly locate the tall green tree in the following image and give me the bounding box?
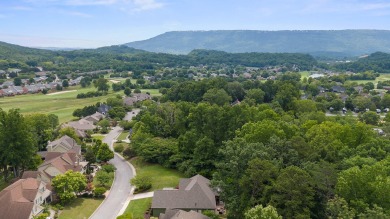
[97,143,114,162]
[271,166,315,218]
[0,109,37,180]
[52,170,87,204]
[245,205,282,219]
[94,78,109,92]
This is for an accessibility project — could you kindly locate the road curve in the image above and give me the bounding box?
[89,127,135,219]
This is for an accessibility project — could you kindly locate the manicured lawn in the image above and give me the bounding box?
[117,132,129,141]
[140,89,161,96]
[348,73,390,86]
[58,198,103,219]
[0,85,123,123]
[122,198,152,219]
[130,158,184,191]
[92,134,105,141]
[300,71,311,80]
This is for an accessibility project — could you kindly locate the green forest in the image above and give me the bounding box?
[128,77,390,218]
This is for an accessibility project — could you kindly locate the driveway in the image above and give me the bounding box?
[124,109,140,121]
[90,111,139,219]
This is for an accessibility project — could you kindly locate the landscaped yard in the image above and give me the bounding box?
[58,198,103,219]
[122,198,152,219]
[92,134,105,141]
[117,131,129,141]
[130,158,185,191]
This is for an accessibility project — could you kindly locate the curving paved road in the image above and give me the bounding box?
[90,110,139,219]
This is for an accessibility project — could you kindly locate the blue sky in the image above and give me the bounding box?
[0,0,390,48]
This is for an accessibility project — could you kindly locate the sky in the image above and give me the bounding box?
[0,0,390,48]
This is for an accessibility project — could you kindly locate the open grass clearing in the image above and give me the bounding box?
[130,157,184,191]
[92,134,105,141]
[140,89,161,96]
[123,198,152,219]
[58,198,103,219]
[117,131,129,141]
[0,85,123,123]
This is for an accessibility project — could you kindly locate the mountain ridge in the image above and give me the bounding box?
[124,30,390,57]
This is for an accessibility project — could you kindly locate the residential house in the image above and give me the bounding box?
[123,93,152,106]
[97,104,112,115]
[159,209,210,219]
[65,119,96,138]
[84,112,104,124]
[331,85,346,93]
[151,174,219,217]
[0,178,51,219]
[47,135,81,155]
[37,152,86,183]
[69,76,83,86]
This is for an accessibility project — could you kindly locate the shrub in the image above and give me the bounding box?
[94,187,106,198]
[114,144,124,153]
[131,175,152,193]
[101,164,116,173]
[123,147,136,159]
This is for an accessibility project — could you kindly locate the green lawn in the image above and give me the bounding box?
[58,198,103,219]
[300,71,311,80]
[117,132,129,141]
[130,158,184,191]
[0,85,124,123]
[122,198,152,219]
[92,134,105,141]
[140,89,161,96]
[347,73,390,86]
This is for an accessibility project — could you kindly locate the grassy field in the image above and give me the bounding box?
[58,198,103,219]
[347,73,390,86]
[0,85,160,123]
[300,71,311,80]
[130,158,184,191]
[122,198,152,219]
[117,132,129,141]
[92,134,105,141]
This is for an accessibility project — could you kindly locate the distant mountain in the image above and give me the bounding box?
[0,41,55,61]
[124,30,390,57]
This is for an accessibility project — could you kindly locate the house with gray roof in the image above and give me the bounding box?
[47,135,81,155]
[84,112,104,124]
[151,175,219,217]
[159,209,210,219]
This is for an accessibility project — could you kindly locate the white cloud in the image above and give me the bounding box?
[132,0,164,11]
[63,11,93,17]
[10,6,34,11]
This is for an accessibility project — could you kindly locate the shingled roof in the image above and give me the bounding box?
[38,152,83,181]
[47,135,81,155]
[0,178,40,219]
[152,174,217,211]
[160,209,210,219]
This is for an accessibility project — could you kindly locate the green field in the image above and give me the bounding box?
[0,86,160,123]
[130,158,184,191]
[117,131,129,141]
[123,198,152,219]
[347,73,390,86]
[300,71,311,80]
[58,198,103,219]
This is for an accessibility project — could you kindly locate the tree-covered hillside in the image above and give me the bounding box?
[125,30,390,56]
[335,52,390,73]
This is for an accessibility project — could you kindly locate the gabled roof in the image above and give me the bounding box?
[152,174,216,210]
[47,135,81,154]
[0,178,41,219]
[160,209,210,219]
[84,112,104,124]
[67,119,96,131]
[39,152,81,179]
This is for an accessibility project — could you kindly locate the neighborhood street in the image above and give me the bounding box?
[90,110,139,219]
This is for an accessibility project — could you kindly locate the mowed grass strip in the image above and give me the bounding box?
[117,131,129,141]
[130,158,184,191]
[58,198,103,219]
[123,198,152,219]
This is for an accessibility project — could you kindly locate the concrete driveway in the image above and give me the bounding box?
[90,110,139,219]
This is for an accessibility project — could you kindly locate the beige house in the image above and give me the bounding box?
[0,178,51,219]
[47,135,81,155]
[151,175,219,217]
[38,152,86,183]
